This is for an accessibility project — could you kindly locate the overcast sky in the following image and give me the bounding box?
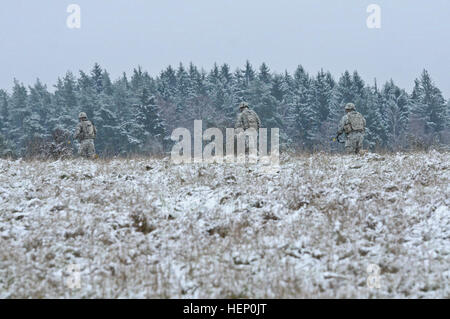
[1,0,449,98]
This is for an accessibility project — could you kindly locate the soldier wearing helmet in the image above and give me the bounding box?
[337,103,366,154]
[235,102,261,132]
[234,102,261,159]
[74,112,97,158]
[345,103,356,112]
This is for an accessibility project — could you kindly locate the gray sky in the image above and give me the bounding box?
[1,0,449,98]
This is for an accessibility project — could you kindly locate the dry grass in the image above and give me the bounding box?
[0,151,449,298]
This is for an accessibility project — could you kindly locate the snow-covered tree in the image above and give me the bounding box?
[91,63,104,94]
[285,66,316,149]
[25,78,52,138]
[0,90,9,136]
[381,80,410,149]
[410,70,447,137]
[1,62,448,156]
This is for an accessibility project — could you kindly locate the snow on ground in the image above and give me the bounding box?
[0,151,449,298]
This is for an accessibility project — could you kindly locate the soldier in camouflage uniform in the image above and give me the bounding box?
[235,102,261,132]
[74,112,97,158]
[235,102,261,156]
[337,103,366,154]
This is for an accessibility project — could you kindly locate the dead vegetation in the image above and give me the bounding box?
[0,151,448,298]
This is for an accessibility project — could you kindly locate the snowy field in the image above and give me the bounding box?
[0,151,449,298]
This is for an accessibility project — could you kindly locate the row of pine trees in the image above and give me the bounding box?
[0,62,448,157]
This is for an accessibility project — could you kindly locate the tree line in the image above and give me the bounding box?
[0,61,448,157]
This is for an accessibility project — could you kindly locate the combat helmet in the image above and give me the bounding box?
[78,112,88,120]
[345,103,356,111]
[239,102,249,110]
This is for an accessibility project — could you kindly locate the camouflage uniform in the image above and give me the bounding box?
[235,102,261,156]
[78,139,96,158]
[235,102,261,132]
[74,112,97,158]
[344,131,364,154]
[337,103,366,154]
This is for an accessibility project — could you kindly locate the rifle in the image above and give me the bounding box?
[332,132,345,144]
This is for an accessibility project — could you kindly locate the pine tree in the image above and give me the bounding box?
[286,66,316,149]
[122,87,167,154]
[410,70,447,136]
[188,63,204,97]
[9,80,29,151]
[1,61,448,155]
[26,78,51,138]
[310,70,335,149]
[113,73,132,120]
[381,80,410,149]
[50,73,78,133]
[219,63,232,84]
[232,68,245,103]
[92,92,119,155]
[351,71,366,107]
[313,70,334,122]
[91,63,104,94]
[207,63,226,113]
[218,64,235,126]
[63,72,78,110]
[0,89,9,136]
[0,133,8,156]
[328,71,353,127]
[136,88,167,152]
[271,74,284,102]
[277,71,295,130]
[248,78,279,128]
[131,66,145,93]
[111,73,135,154]
[258,63,271,84]
[208,63,220,87]
[102,70,113,95]
[363,86,386,150]
[242,60,256,93]
[174,63,191,119]
[158,65,177,101]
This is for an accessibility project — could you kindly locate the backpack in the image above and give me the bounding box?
[346,112,365,132]
[81,121,96,139]
[247,110,260,129]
